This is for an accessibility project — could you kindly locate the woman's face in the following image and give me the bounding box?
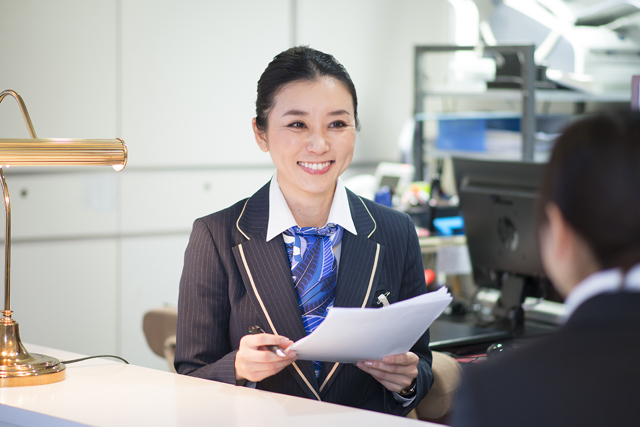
[253,77,356,202]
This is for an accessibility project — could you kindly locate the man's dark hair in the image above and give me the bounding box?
[538,111,640,271]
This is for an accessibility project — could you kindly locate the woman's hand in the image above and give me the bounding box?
[235,333,297,383]
[356,352,419,394]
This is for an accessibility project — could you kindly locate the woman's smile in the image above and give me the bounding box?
[298,161,334,174]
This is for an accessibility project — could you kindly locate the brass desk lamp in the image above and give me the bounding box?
[0,89,127,386]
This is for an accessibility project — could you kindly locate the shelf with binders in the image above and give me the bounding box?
[420,89,630,103]
[415,111,565,163]
[411,44,631,179]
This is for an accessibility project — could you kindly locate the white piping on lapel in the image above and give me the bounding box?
[238,244,273,331]
[362,244,381,308]
[357,196,377,238]
[319,362,340,392]
[236,199,250,240]
[357,194,380,307]
[237,243,321,402]
[291,363,320,401]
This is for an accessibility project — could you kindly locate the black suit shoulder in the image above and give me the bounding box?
[194,198,249,239]
[453,292,640,427]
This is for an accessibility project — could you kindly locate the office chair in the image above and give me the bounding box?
[142,306,178,373]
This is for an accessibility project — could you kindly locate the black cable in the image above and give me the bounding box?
[61,355,129,365]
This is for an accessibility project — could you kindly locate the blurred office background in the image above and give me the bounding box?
[0,0,454,370]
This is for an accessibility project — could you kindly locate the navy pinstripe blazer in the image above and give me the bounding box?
[174,182,434,416]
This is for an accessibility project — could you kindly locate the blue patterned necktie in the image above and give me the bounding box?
[283,223,343,378]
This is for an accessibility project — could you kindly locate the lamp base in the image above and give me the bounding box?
[0,311,65,387]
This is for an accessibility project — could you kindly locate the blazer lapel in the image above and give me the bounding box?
[319,190,386,396]
[231,183,321,400]
[334,190,386,308]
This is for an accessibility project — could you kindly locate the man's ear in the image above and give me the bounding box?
[544,202,600,295]
[253,118,269,153]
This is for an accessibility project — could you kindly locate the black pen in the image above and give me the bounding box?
[248,325,287,357]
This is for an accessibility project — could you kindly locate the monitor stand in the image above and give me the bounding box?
[493,275,526,329]
[429,275,537,352]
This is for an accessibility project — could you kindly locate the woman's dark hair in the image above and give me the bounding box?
[538,111,640,271]
[255,46,359,131]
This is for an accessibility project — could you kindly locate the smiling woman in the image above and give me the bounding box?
[174,46,434,416]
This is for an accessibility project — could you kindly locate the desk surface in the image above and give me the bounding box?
[0,345,436,427]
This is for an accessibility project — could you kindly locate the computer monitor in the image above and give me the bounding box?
[452,157,547,326]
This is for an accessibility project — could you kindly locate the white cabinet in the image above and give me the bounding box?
[8,239,118,356]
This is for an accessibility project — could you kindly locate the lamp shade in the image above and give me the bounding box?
[0,138,127,170]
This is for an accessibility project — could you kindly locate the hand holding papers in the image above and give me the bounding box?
[290,287,452,363]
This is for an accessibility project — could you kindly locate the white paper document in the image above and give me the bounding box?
[290,287,452,363]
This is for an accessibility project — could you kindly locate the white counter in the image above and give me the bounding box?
[0,345,436,427]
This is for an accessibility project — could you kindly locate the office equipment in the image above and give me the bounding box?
[522,296,567,325]
[374,162,415,198]
[575,0,640,27]
[343,162,415,205]
[453,157,546,326]
[432,216,464,236]
[489,0,640,93]
[290,287,452,363]
[0,344,436,427]
[0,90,126,387]
[428,158,552,351]
[453,158,545,277]
[428,318,511,349]
[485,342,513,359]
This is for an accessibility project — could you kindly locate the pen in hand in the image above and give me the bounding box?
[248,325,287,357]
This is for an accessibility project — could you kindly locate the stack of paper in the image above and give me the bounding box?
[290,287,452,363]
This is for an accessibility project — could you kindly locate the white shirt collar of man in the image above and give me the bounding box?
[265,172,357,242]
[562,262,640,322]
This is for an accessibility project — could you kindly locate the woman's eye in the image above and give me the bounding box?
[287,122,306,129]
[329,121,347,128]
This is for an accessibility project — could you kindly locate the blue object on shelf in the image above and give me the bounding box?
[437,119,485,152]
[374,186,392,207]
[486,118,520,132]
[436,116,521,152]
[433,216,464,236]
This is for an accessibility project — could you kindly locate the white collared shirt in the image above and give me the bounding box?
[266,172,357,264]
[563,263,640,322]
